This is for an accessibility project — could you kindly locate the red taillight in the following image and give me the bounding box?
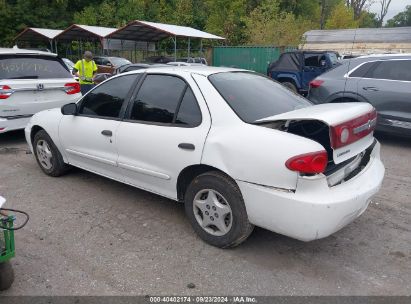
[64,82,81,95]
[309,79,324,88]
[330,109,377,149]
[286,151,328,174]
[0,85,13,99]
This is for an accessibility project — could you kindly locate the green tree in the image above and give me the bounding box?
[359,11,379,27]
[386,5,411,27]
[325,2,359,29]
[244,0,314,46]
[205,0,247,45]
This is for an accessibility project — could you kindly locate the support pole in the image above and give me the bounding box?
[187,37,190,58]
[55,40,58,55]
[174,36,177,61]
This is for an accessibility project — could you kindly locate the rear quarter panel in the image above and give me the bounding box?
[201,123,324,190]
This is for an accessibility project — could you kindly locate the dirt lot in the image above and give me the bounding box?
[0,130,410,296]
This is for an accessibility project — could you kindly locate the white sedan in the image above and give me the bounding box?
[25,66,385,248]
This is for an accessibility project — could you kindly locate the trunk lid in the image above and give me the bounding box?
[257,102,376,164]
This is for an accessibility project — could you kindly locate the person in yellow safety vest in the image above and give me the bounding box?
[72,51,98,95]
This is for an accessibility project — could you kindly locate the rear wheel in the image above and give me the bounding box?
[282,81,298,93]
[184,171,254,248]
[0,262,14,291]
[33,130,69,177]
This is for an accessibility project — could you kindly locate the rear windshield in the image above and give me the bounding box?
[110,57,131,67]
[208,72,312,123]
[0,55,71,80]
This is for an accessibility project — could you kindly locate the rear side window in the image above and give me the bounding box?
[175,87,202,126]
[129,75,186,124]
[79,74,139,118]
[304,54,321,67]
[365,60,411,81]
[0,55,71,79]
[209,72,311,123]
[349,62,376,77]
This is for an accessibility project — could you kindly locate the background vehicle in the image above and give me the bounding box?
[176,57,208,65]
[308,54,411,137]
[113,63,169,74]
[25,67,384,248]
[143,55,174,64]
[0,48,81,133]
[267,51,340,95]
[93,56,131,74]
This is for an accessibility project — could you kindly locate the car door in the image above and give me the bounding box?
[116,73,211,200]
[59,74,140,177]
[357,59,411,124]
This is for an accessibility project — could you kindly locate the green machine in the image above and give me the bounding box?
[0,196,29,291]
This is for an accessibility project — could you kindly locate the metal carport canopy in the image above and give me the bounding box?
[107,20,225,41]
[55,24,117,41]
[14,28,62,42]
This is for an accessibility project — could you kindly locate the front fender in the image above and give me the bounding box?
[25,108,66,162]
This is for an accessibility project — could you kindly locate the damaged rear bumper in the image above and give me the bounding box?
[237,141,384,241]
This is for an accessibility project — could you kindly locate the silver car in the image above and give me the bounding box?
[308,54,411,136]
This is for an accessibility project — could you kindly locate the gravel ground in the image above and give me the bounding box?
[0,130,410,296]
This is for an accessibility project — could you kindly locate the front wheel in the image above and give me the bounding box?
[184,171,254,248]
[0,262,14,291]
[33,130,69,177]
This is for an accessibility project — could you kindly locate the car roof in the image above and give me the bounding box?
[356,53,411,59]
[0,47,57,57]
[120,65,246,77]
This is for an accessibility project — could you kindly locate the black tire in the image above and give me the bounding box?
[33,130,69,177]
[0,262,14,291]
[184,171,254,248]
[282,81,298,93]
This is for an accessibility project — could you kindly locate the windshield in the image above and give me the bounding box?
[0,55,72,79]
[208,72,312,123]
[110,57,131,67]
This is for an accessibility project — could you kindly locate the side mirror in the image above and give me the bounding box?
[106,62,113,67]
[61,103,78,115]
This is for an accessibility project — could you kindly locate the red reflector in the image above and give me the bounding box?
[330,109,377,149]
[0,85,13,99]
[309,79,324,88]
[64,82,81,95]
[286,151,328,174]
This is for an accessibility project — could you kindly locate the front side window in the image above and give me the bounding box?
[209,72,311,123]
[129,75,186,124]
[79,74,140,118]
[365,60,411,81]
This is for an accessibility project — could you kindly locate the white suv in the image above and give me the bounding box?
[0,48,81,133]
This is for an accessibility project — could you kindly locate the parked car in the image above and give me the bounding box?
[93,56,131,74]
[0,48,81,133]
[113,63,169,75]
[177,57,208,65]
[62,58,79,81]
[308,54,411,137]
[167,62,206,67]
[25,66,384,248]
[267,51,340,95]
[143,55,174,64]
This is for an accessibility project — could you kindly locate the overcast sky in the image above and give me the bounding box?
[369,0,411,22]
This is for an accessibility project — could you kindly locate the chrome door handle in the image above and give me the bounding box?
[101,130,112,136]
[363,86,379,91]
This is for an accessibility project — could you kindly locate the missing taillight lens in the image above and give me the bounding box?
[331,109,377,149]
[286,151,328,174]
[0,85,13,99]
[309,80,324,88]
[64,82,81,95]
